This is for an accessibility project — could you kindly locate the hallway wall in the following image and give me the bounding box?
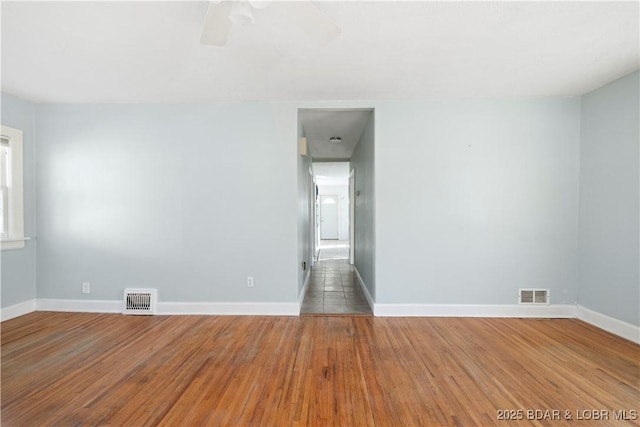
[351,112,376,298]
[297,122,312,295]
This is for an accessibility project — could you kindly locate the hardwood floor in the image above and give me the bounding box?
[2,312,638,426]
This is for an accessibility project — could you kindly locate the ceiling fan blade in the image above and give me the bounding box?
[200,1,233,46]
[287,1,341,46]
[249,0,270,10]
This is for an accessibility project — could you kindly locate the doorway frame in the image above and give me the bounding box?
[349,168,355,264]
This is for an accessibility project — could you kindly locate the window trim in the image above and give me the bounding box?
[1,125,26,250]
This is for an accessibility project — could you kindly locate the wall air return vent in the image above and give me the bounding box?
[123,288,157,315]
[519,289,549,305]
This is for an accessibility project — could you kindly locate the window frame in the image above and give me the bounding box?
[1,125,26,250]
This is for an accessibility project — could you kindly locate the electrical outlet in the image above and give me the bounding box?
[246,276,254,287]
[82,282,90,294]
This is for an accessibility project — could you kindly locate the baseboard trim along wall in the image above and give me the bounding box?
[577,304,640,344]
[1,299,36,321]
[353,266,375,310]
[37,299,122,313]
[34,299,300,316]
[2,299,638,344]
[158,302,299,316]
[373,303,577,318]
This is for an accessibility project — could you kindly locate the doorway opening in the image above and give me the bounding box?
[315,161,350,262]
[297,108,374,315]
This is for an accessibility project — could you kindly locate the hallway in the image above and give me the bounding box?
[301,258,372,315]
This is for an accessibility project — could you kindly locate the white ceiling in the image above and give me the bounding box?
[313,162,350,186]
[1,1,638,104]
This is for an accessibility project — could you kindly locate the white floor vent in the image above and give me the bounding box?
[519,288,549,305]
[123,288,157,315]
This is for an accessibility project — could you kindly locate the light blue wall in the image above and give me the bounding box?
[35,103,299,303]
[578,71,640,326]
[5,90,636,321]
[0,93,37,308]
[351,111,375,297]
[375,99,581,304]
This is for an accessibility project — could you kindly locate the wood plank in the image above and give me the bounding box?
[1,313,638,426]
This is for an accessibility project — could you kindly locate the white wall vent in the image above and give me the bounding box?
[519,288,549,305]
[123,288,157,315]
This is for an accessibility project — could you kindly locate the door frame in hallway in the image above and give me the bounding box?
[349,168,355,265]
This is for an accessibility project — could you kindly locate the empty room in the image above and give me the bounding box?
[1,1,638,426]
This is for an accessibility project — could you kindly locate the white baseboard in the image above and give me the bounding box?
[373,303,577,318]
[34,299,299,316]
[7,298,638,344]
[577,305,640,344]
[353,266,375,310]
[1,299,36,321]
[157,302,299,316]
[37,299,121,313]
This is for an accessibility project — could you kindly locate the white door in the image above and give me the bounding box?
[320,195,339,240]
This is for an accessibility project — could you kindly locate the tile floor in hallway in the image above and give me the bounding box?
[301,259,372,315]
